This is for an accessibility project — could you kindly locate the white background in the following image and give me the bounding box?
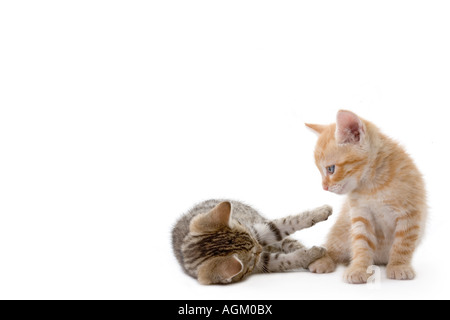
[1,1,449,300]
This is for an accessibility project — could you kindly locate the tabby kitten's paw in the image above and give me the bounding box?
[386,264,415,280]
[343,265,370,284]
[308,254,336,273]
[308,246,327,260]
[312,205,333,225]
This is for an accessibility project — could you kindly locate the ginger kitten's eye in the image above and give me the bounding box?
[327,165,335,174]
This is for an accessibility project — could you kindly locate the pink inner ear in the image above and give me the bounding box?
[210,201,232,227]
[220,256,243,279]
[336,110,364,144]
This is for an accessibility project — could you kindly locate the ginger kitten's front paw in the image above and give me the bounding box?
[386,264,415,280]
[343,265,370,284]
[308,254,336,273]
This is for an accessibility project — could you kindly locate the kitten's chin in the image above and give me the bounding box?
[328,183,346,195]
[331,189,347,195]
[330,188,349,195]
[329,180,356,195]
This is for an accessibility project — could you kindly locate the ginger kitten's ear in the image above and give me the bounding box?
[190,201,232,233]
[197,255,244,285]
[305,123,327,136]
[335,110,366,144]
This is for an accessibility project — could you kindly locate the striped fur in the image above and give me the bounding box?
[172,199,332,284]
[306,110,427,283]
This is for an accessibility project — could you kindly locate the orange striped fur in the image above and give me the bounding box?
[306,110,427,283]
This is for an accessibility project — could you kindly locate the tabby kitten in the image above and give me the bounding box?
[306,110,427,284]
[172,199,332,284]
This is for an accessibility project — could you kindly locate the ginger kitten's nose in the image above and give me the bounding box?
[322,183,329,191]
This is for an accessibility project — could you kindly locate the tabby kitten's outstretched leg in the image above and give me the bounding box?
[252,205,332,246]
[253,205,332,273]
[265,237,306,254]
[257,246,327,272]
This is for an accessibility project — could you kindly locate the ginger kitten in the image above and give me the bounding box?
[305,110,427,284]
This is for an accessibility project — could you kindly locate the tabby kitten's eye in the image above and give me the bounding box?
[327,165,335,174]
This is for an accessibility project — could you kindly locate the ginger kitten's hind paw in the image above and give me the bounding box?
[308,254,336,273]
[386,264,415,280]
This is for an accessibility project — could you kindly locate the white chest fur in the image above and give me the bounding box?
[347,196,398,264]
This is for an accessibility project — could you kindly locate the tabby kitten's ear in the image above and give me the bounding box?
[305,123,327,136]
[335,110,366,145]
[197,255,244,285]
[190,201,232,234]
